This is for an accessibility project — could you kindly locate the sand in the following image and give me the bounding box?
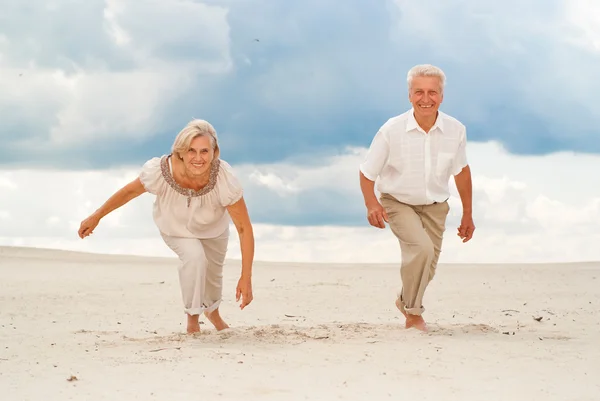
[0,245,599,401]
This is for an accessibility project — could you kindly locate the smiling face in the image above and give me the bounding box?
[408,75,444,120]
[180,135,214,177]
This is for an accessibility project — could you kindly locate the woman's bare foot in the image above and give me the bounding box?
[187,313,200,334]
[204,309,229,331]
[405,314,428,332]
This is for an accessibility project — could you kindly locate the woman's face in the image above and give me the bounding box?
[181,135,214,177]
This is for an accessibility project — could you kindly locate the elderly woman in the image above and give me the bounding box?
[77,119,254,334]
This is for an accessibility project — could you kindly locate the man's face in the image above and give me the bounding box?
[408,76,443,119]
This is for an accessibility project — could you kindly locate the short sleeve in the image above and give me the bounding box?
[217,160,244,206]
[451,127,468,175]
[139,157,165,195]
[359,129,390,181]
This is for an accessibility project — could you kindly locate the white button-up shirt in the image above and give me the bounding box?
[360,108,468,205]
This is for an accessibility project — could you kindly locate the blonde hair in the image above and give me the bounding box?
[171,119,220,159]
[407,64,446,92]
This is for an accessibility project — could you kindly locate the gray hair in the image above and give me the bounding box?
[171,119,220,159]
[407,64,446,92]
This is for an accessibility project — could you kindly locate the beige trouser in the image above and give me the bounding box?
[380,193,450,316]
[161,228,229,316]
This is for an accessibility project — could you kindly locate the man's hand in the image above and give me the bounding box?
[457,213,475,242]
[366,201,389,229]
[360,171,389,229]
[236,276,253,310]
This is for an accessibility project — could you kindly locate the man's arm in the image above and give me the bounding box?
[359,130,390,229]
[360,171,388,228]
[453,165,475,242]
[454,165,472,216]
[359,172,379,207]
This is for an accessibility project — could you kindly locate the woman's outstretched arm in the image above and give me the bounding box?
[78,178,147,239]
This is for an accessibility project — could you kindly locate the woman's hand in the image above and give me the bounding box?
[78,214,100,239]
[236,276,253,310]
[227,196,255,310]
[77,178,147,240]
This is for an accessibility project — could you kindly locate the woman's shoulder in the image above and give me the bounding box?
[217,158,234,170]
[216,158,240,178]
[139,155,169,194]
[141,155,169,170]
[215,158,243,205]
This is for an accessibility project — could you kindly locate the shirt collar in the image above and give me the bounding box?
[407,108,445,133]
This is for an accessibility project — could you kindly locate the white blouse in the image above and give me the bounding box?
[139,154,244,239]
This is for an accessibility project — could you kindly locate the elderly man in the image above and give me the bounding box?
[359,64,475,332]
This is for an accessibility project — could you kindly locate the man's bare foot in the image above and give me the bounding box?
[395,299,428,332]
[187,314,200,334]
[395,298,408,319]
[204,309,229,331]
[405,314,428,332]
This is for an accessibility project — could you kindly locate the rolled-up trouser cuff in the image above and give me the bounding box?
[397,295,425,316]
[184,299,222,316]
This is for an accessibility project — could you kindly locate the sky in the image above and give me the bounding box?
[1,0,599,263]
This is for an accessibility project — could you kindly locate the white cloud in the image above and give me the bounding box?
[391,0,600,136]
[0,176,17,190]
[565,0,600,52]
[47,66,209,145]
[0,0,232,148]
[244,149,363,198]
[1,0,599,265]
[3,0,599,170]
[104,0,131,46]
[249,171,300,196]
[1,141,599,263]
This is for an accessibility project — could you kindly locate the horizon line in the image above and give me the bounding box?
[0,245,598,267]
